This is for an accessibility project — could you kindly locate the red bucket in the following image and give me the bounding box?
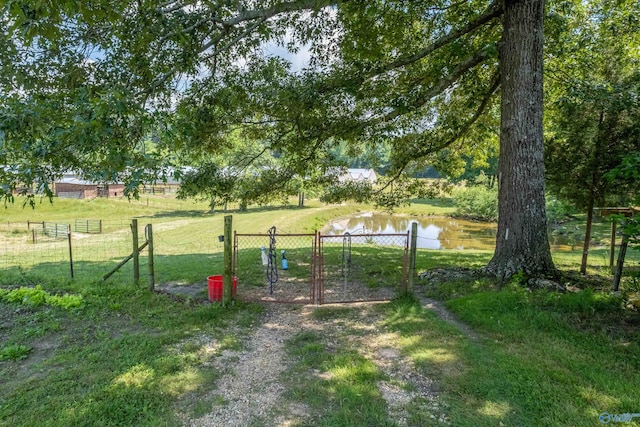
[207,275,237,301]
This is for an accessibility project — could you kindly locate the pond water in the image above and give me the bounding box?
[324,213,578,250]
[324,212,496,250]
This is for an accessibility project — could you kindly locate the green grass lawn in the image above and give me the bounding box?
[377,290,640,426]
[1,196,639,426]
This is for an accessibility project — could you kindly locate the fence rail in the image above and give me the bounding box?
[74,219,102,234]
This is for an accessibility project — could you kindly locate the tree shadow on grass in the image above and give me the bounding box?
[415,250,493,271]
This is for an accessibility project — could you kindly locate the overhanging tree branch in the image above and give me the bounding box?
[415,69,501,157]
[313,1,502,95]
[383,44,496,122]
[375,1,502,75]
[376,69,500,183]
[201,17,267,55]
[220,0,343,27]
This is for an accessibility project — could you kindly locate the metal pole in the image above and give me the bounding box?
[311,232,317,305]
[147,224,155,291]
[613,235,628,292]
[408,222,418,293]
[610,221,616,268]
[319,233,324,305]
[132,219,140,285]
[68,225,74,279]
[233,230,238,277]
[342,233,351,293]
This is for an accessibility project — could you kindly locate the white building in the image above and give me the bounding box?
[338,168,378,184]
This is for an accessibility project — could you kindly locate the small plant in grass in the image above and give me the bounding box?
[0,285,83,309]
[0,344,32,361]
[508,270,528,287]
[219,335,242,351]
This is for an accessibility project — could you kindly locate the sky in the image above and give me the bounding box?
[263,41,312,73]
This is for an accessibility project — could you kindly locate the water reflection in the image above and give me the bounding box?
[325,213,497,250]
[325,213,582,251]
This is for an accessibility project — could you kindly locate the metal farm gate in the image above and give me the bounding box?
[234,232,318,304]
[317,232,409,304]
[234,230,409,304]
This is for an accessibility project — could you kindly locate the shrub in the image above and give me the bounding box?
[2,286,48,306]
[546,195,576,225]
[452,185,498,222]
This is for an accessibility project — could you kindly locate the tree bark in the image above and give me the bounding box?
[485,0,556,279]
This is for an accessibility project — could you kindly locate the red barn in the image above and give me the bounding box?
[54,178,125,199]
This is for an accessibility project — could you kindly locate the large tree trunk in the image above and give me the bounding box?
[485,0,556,279]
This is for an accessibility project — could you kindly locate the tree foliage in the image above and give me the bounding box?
[545,0,640,209]
[1,0,503,205]
[543,0,640,273]
[6,0,627,277]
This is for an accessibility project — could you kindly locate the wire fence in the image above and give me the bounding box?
[0,225,134,283]
[2,217,637,294]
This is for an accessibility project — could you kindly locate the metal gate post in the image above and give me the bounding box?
[403,230,410,293]
[311,232,318,305]
[233,230,238,277]
[318,233,324,305]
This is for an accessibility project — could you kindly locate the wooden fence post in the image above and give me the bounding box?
[408,222,418,293]
[223,215,233,306]
[147,224,154,291]
[132,219,140,285]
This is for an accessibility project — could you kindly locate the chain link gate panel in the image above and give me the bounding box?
[318,232,409,304]
[234,230,409,305]
[234,232,317,303]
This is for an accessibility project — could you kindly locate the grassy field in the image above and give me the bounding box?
[1,195,639,426]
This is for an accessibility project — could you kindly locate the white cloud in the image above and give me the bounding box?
[262,40,312,72]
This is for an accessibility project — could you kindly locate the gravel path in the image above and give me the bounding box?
[184,304,307,427]
[181,298,474,426]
